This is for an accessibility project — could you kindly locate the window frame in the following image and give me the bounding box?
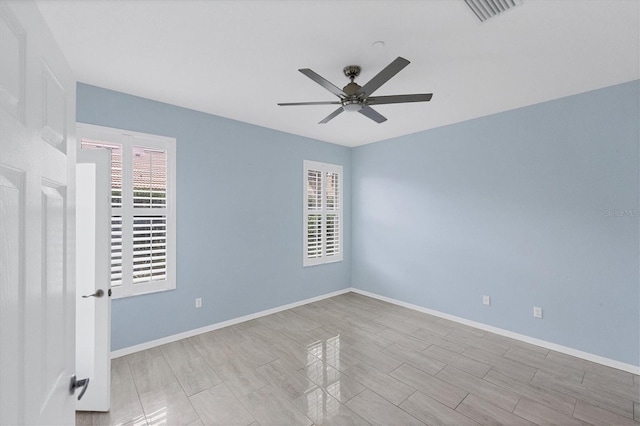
[303,160,343,267]
[77,123,176,298]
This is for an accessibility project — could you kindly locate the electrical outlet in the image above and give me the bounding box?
[482,295,491,306]
[533,306,542,318]
[195,298,202,308]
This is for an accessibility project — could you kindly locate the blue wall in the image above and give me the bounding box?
[352,81,640,366]
[77,83,352,351]
[78,81,639,367]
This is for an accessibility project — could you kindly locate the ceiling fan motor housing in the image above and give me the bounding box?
[343,82,362,97]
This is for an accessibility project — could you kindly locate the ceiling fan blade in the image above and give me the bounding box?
[319,107,344,124]
[367,93,433,105]
[299,69,346,98]
[357,57,410,97]
[358,105,387,123]
[278,101,341,106]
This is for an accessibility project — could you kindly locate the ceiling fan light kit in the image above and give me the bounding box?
[278,56,433,124]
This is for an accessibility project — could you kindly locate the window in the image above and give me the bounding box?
[78,124,176,298]
[304,160,343,266]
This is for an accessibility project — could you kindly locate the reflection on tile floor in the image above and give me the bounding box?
[77,292,640,425]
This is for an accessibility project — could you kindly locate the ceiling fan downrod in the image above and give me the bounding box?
[342,65,362,97]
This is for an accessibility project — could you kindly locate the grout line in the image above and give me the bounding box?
[511,396,522,413]
[396,388,417,407]
[391,392,427,426]
[570,397,578,420]
[452,391,470,411]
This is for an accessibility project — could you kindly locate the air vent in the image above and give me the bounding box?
[464,0,522,22]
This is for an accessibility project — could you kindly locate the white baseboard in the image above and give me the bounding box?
[351,288,640,375]
[111,286,638,375]
[110,288,351,359]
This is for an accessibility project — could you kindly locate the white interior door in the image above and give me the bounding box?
[76,148,112,412]
[0,1,78,424]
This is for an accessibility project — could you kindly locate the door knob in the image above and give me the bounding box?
[82,289,104,298]
[70,375,90,400]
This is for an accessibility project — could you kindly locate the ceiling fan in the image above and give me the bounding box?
[278,56,432,124]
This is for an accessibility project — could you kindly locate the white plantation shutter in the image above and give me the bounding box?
[307,170,322,210]
[79,125,176,298]
[306,169,323,259]
[307,214,322,259]
[110,215,123,286]
[132,147,167,208]
[132,216,167,283]
[303,161,343,266]
[325,171,340,257]
[132,147,168,284]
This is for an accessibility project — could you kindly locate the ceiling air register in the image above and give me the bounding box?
[464,0,522,22]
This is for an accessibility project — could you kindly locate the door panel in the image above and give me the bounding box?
[42,184,66,403]
[0,0,25,122]
[0,1,76,424]
[0,167,23,425]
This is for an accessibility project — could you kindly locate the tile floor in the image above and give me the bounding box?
[77,292,640,425]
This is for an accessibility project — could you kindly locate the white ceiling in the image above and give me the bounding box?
[36,0,639,147]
